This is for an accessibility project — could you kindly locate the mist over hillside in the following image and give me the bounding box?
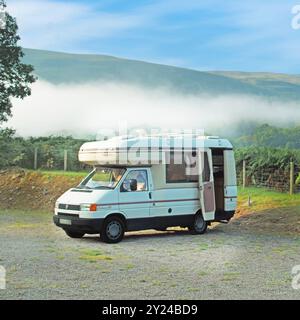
[23,49,300,101]
[6,48,300,137]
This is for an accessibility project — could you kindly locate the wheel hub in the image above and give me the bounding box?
[195,216,204,231]
[107,221,121,239]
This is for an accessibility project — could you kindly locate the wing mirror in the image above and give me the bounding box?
[122,179,137,192]
[129,179,137,191]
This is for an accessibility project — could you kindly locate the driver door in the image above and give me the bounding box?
[118,169,151,219]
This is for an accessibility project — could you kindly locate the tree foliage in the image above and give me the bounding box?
[0,0,36,123]
[235,146,300,174]
[0,131,88,170]
[234,124,300,149]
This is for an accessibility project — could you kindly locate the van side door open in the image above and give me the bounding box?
[223,150,237,212]
[198,149,216,221]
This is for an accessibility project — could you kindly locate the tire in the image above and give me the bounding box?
[189,212,208,234]
[101,216,125,243]
[65,230,85,238]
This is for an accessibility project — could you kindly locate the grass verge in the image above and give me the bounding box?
[237,187,300,214]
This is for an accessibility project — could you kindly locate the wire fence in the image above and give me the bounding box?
[18,148,90,172]
[237,160,300,194]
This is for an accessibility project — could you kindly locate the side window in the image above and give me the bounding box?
[166,151,211,183]
[166,151,198,183]
[202,152,211,182]
[185,151,198,182]
[166,152,186,183]
[122,170,148,192]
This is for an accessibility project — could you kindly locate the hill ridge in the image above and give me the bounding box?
[22,48,300,100]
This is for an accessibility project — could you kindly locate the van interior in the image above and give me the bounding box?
[212,149,225,212]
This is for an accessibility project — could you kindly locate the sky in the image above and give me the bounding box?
[6,0,300,73]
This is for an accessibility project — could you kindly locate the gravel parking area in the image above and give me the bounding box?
[0,208,300,300]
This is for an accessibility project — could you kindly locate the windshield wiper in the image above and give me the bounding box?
[93,186,113,190]
[76,185,92,190]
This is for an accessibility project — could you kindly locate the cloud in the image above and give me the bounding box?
[8,79,300,137]
[6,0,300,72]
[204,0,300,71]
[8,0,209,51]
[8,0,145,51]
[7,0,215,51]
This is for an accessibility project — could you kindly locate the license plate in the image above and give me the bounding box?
[60,219,72,225]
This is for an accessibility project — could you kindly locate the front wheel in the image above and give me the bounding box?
[101,216,125,243]
[65,230,85,238]
[189,213,208,234]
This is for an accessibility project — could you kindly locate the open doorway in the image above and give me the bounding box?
[212,149,224,212]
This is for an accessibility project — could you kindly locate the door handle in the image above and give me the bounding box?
[149,192,152,199]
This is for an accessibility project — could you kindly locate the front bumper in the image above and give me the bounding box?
[53,215,104,234]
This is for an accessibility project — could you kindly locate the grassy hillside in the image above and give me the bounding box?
[212,71,300,100]
[22,48,300,100]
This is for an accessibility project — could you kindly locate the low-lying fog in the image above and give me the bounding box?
[7,80,300,138]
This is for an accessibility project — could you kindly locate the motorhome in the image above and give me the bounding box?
[53,135,237,243]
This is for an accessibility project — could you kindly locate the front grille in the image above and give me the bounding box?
[57,212,79,218]
[58,204,80,211]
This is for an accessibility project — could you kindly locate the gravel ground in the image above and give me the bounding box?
[0,209,300,300]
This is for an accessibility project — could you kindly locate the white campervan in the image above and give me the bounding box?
[53,135,237,243]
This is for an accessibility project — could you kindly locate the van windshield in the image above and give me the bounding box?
[78,167,126,190]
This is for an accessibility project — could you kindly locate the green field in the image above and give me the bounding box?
[31,170,89,178]
[238,187,300,212]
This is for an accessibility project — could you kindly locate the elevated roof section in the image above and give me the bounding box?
[78,135,233,166]
[80,135,233,152]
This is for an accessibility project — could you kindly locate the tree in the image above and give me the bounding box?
[0,0,36,124]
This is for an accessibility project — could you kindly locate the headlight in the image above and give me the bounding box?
[80,204,90,211]
[80,203,97,212]
[55,201,59,209]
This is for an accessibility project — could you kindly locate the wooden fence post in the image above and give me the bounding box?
[242,160,246,189]
[290,161,294,195]
[64,150,68,172]
[34,147,38,170]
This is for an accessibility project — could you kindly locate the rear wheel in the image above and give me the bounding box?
[189,213,208,234]
[65,230,85,238]
[101,216,125,243]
